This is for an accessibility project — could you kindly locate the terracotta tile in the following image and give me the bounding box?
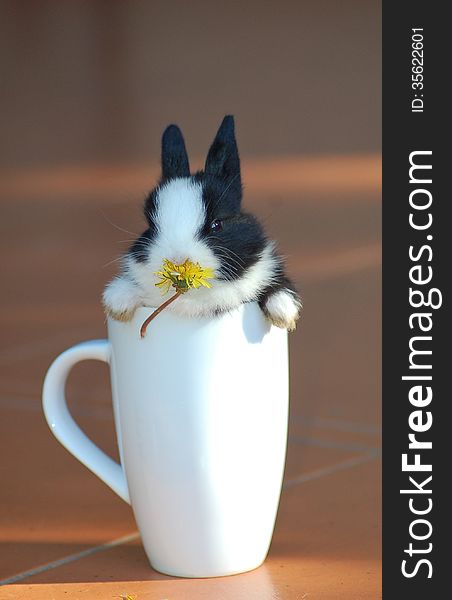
[0,393,363,581]
[289,419,381,454]
[0,404,135,581]
[1,460,380,599]
[284,441,360,481]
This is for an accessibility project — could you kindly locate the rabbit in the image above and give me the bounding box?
[103,115,302,330]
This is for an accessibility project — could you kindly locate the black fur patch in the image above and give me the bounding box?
[199,173,266,280]
[129,228,155,263]
[196,171,242,216]
[143,187,159,221]
[130,187,160,263]
[161,124,190,180]
[204,115,242,200]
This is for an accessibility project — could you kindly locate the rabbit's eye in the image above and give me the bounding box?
[210,219,223,232]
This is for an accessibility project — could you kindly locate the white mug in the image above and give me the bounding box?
[42,302,289,578]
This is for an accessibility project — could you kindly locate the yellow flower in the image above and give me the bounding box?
[140,258,215,337]
[155,258,215,295]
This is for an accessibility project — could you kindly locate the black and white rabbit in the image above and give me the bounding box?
[103,116,302,330]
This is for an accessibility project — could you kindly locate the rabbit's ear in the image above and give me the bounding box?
[161,124,190,179]
[205,115,240,181]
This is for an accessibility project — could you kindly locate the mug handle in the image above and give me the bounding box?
[42,339,130,504]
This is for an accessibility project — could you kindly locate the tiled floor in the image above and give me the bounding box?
[0,156,381,598]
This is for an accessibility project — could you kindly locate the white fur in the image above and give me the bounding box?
[263,289,302,330]
[153,178,207,264]
[102,275,143,319]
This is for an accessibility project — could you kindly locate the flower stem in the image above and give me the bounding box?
[140,289,182,338]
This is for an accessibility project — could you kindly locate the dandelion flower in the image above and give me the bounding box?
[140,258,215,337]
[155,258,214,294]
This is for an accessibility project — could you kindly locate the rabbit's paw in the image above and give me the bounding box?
[103,276,142,322]
[261,288,302,331]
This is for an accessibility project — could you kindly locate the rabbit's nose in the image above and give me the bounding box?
[169,254,189,265]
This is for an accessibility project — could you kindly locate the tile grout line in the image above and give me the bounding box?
[289,434,381,453]
[1,451,379,586]
[0,532,140,586]
[291,416,380,436]
[283,451,380,489]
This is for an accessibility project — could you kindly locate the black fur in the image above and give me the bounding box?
[204,115,242,202]
[161,124,190,180]
[129,228,155,263]
[203,209,268,281]
[130,190,158,263]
